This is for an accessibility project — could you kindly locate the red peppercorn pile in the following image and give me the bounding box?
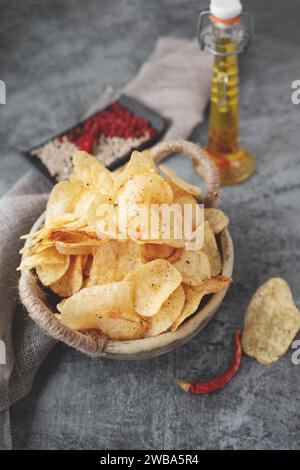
[31,101,158,182]
[64,102,157,154]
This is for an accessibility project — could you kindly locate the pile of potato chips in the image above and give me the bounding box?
[19,150,231,341]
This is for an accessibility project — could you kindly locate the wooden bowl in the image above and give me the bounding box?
[19,140,234,360]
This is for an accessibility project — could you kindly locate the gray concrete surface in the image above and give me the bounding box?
[1,0,300,450]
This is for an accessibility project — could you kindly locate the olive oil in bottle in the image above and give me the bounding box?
[197,0,255,186]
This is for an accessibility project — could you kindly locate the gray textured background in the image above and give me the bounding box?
[1,0,300,450]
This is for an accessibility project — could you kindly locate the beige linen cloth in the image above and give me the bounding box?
[0,37,213,448]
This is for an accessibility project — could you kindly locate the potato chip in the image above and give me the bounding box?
[36,263,69,287]
[22,239,55,255]
[42,216,87,233]
[59,298,146,341]
[171,276,232,330]
[116,173,173,206]
[125,259,182,317]
[82,255,93,279]
[171,284,206,331]
[113,150,158,190]
[45,176,87,227]
[146,285,185,336]
[80,255,88,272]
[159,164,201,198]
[46,177,111,234]
[50,255,83,297]
[142,244,183,264]
[73,151,114,196]
[204,208,229,234]
[22,226,68,257]
[96,311,148,340]
[174,191,202,231]
[52,215,87,230]
[171,249,211,286]
[35,252,70,286]
[49,230,91,243]
[58,280,134,329]
[55,239,104,256]
[166,248,184,263]
[242,278,300,365]
[143,243,176,261]
[20,246,68,270]
[202,221,222,275]
[81,190,114,232]
[158,203,186,246]
[201,275,232,294]
[86,240,145,286]
[114,173,175,244]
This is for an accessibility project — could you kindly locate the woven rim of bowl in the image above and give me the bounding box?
[19,211,233,359]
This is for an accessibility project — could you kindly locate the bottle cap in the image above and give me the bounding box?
[210,0,242,21]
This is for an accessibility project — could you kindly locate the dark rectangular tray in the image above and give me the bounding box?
[23,94,169,184]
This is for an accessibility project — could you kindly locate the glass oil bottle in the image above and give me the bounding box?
[196,0,255,186]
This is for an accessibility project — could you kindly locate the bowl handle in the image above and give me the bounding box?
[149,139,220,208]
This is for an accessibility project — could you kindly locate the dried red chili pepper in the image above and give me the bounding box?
[162,330,242,394]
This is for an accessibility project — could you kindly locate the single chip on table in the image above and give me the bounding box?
[242,277,300,365]
[204,208,229,234]
[125,259,182,317]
